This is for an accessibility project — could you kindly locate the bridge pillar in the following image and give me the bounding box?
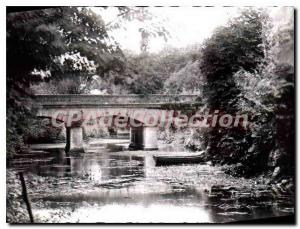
[66,127,84,153]
[129,126,158,150]
[142,126,158,150]
[129,126,144,150]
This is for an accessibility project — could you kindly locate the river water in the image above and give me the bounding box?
[10,140,295,223]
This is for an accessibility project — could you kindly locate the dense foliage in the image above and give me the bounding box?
[7,7,294,180]
[198,9,267,175]
[198,8,294,177]
[7,7,125,157]
[7,6,172,157]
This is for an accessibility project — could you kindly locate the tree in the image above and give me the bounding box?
[7,7,171,157]
[232,8,294,177]
[104,7,170,53]
[164,60,204,94]
[6,7,124,157]
[30,7,172,95]
[199,8,267,174]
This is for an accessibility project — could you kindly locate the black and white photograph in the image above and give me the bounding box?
[5,5,295,224]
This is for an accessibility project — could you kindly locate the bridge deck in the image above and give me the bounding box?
[34,94,202,107]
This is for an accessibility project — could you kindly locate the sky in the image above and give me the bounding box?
[95,7,239,53]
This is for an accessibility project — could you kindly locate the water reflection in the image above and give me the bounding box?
[12,145,295,223]
[35,203,211,223]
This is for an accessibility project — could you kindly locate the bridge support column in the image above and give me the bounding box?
[66,127,84,153]
[129,126,144,150]
[142,126,158,150]
[129,126,158,150]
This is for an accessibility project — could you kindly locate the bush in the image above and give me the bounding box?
[25,119,65,144]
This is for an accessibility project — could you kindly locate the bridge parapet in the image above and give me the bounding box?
[34,94,201,107]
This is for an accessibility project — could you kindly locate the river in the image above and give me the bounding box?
[8,139,295,223]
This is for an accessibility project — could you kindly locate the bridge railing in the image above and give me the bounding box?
[34,94,202,106]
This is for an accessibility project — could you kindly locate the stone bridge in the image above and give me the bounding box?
[34,94,202,152]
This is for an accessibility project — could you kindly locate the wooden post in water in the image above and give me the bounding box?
[19,172,34,223]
